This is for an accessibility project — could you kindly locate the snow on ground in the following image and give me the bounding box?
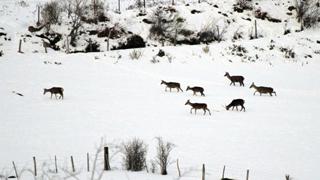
[1,0,320,180]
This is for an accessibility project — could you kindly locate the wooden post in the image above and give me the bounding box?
[12,161,18,178]
[87,153,90,172]
[54,156,58,173]
[174,29,177,46]
[33,156,37,176]
[104,147,111,170]
[202,164,205,180]
[118,0,121,13]
[217,25,220,42]
[71,156,75,172]
[37,6,41,26]
[254,20,257,39]
[18,39,23,53]
[246,169,249,180]
[198,0,200,3]
[143,0,146,8]
[172,0,175,5]
[66,36,70,54]
[222,165,225,179]
[176,159,181,177]
[42,40,47,53]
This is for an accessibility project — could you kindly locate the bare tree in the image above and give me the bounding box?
[155,137,175,175]
[122,138,147,171]
[41,0,62,31]
[67,0,87,46]
[294,0,320,30]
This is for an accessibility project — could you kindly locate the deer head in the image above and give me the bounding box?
[224,72,229,77]
[185,99,191,105]
[249,82,255,88]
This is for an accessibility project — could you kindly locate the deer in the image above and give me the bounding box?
[161,80,183,92]
[224,72,245,86]
[186,86,205,96]
[249,82,276,96]
[225,99,245,112]
[43,87,64,99]
[185,99,211,115]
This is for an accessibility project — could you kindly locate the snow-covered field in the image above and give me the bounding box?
[1,0,320,180]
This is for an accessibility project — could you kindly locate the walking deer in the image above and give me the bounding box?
[43,87,64,99]
[250,82,276,96]
[161,80,183,92]
[185,100,211,115]
[186,86,205,96]
[224,72,245,86]
[225,99,245,112]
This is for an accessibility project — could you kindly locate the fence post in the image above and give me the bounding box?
[37,6,41,26]
[202,164,205,180]
[254,20,257,39]
[246,169,250,180]
[55,155,58,173]
[12,161,18,178]
[33,156,37,176]
[87,153,90,172]
[222,165,225,179]
[176,159,181,177]
[71,156,75,172]
[18,39,23,53]
[104,147,111,170]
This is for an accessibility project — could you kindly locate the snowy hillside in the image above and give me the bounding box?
[1,0,320,180]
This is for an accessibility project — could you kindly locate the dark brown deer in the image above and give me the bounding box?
[186,86,205,96]
[250,82,276,96]
[43,87,64,99]
[185,100,211,115]
[161,80,183,92]
[225,99,245,112]
[224,72,245,86]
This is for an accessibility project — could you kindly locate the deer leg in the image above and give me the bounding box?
[195,109,197,115]
[253,91,256,95]
[269,92,273,96]
[207,108,211,115]
[190,108,192,114]
[50,93,53,99]
[232,106,235,110]
[203,109,206,115]
[274,92,277,96]
[179,88,183,92]
[236,106,238,111]
[229,82,232,86]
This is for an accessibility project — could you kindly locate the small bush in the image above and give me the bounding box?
[122,138,147,171]
[129,49,143,60]
[202,45,210,53]
[157,49,165,57]
[113,35,146,50]
[85,41,100,52]
[41,1,62,25]
[155,137,175,175]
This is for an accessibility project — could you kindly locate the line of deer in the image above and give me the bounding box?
[224,72,245,86]
[225,99,245,112]
[185,99,211,115]
[43,87,64,99]
[250,82,277,96]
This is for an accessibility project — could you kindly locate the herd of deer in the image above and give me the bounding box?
[161,72,277,115]
[42,72,276,116]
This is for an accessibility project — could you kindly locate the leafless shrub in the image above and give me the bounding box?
[149,7,185,45]
[198,20,228,43]
[285,174,292,180]
[41,1,62,26]
[235,0,253,11]
[129,49,143,60]
[67,0,87,46]
[122,138,147,171]
[202,45,210,53]
[232,27,244,41]
[294,0,320,29]
[155,137,175,175]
